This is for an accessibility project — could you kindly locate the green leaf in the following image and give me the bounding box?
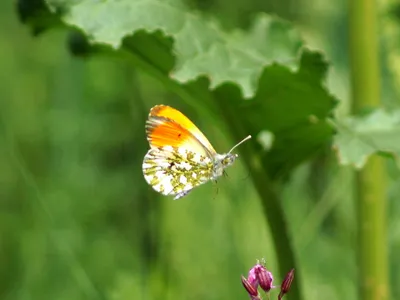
[333,109,400,168]
[211,50,336,177]
[17,0,62,35]
[241,50,336,177]
[45,0,301,98]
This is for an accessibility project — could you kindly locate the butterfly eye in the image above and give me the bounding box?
[222,153,237,166]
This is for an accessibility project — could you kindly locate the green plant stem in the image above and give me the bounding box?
[215,99,302,300]
[348,0,389,299]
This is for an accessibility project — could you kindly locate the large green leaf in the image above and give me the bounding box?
[334,109,400,168]
[46,0,301,98]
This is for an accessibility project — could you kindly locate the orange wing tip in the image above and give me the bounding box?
[149,105,168,116]
[146,119,196,148]
[145,104,216,155]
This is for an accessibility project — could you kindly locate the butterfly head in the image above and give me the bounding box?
[212,153,237,179]
[221,152,238,167]
[211,135,251,179]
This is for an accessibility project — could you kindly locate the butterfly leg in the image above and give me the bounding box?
[174,190,191,200]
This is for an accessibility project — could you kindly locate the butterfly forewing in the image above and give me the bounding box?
[146,116,210,157]
[147,105,216,155]
[143,145,214,199]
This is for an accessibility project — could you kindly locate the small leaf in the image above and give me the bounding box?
[333,109,400,168]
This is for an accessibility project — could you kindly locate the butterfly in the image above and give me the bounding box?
[142,105,251,200]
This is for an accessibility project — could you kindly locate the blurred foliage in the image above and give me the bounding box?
[1,0,400,299]
[334,109,400,168]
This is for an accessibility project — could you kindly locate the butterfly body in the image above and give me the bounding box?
[142,105,249,200]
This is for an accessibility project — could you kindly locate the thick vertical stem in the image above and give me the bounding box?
[348,0,389,299]
[355,157,388,299]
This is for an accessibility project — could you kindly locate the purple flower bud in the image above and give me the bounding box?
[241,275,259,297]
[247,265,260,288]
[248,263,274,292]
[256,267,273,292]
[278,269,295,300]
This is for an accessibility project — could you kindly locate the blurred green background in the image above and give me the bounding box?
[1,0,400,299]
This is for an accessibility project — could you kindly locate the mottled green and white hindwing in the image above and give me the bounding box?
[142,145,214,200]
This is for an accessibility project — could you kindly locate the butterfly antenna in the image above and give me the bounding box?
[228,135,252,154]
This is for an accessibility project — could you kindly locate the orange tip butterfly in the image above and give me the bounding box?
[142,105,251,200]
